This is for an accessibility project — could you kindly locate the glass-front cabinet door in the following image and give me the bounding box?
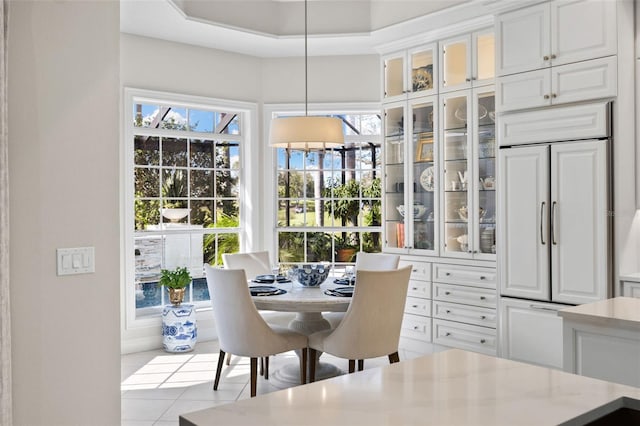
[384,97,438,254]
[440,36,470,93]
[384,102,407,250]
[440,88,496,259]
[441,92,471,257]
[383,44,437,102]
[474,88,496,259]
[410,98,438,252]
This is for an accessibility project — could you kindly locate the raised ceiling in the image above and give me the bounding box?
[120,0,508,58]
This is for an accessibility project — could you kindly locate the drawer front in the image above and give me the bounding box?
[401,313,432,342]
[407,280,431,299]
[433,283,496,308]
[433,264,496,288]
[405,296,432,317]
[399,260,431,281]
[433,319,497,356]
[433,300,496,328]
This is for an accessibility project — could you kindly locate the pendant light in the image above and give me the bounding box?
[269,0,344,149]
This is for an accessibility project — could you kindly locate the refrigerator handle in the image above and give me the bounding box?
[551,201,557,245]
[540,201,546,245]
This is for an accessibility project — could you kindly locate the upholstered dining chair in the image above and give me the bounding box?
[308,265,412,382]
[204,265,308,397]
[325,252,401,330]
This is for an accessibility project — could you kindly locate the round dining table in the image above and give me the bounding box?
[251,279,352,387]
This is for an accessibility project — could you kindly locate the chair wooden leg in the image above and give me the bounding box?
[308,348,317,383]
[358,359,364,371]
[264,356,269,380]
[250,357,258,397]
[300,348,307,384]
[226,352,231,365]
[214,350,225,390]
[348,359,355,373]
[388,351,400,364]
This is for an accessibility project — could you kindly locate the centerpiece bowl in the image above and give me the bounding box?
[287,264,332,287]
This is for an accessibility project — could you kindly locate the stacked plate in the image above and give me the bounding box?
[480,228,495,253]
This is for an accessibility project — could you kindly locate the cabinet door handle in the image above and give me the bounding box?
[551,201,557,245]
[540,201,546,245]
[551,93,557,98]
[529,304,561,312]
[480,339,486,344]
[544,94,550,99]
[480,315,486,320]
[466,78,471,82]
[480,276,486,280]
[543,55,550,61]
[445,310,451,314]
[480,296,486,300]
[550,54,556,59]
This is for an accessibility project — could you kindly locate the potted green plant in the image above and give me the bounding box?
[158,266,192,306]
[334,234,357,262]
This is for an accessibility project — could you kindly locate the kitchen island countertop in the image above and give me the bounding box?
[179,349,640,425]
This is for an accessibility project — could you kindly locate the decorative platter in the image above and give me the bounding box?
[420,166,435,191]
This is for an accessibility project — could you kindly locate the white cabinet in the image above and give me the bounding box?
[500,297,568,369]
[399,259,433,353]
[382,44,438,103]
[432,263,497,355]
[496,0,617,77]
[440,28,494,93]
[497,55,617,112]
[622,282,640,298]
[498,139,608,305]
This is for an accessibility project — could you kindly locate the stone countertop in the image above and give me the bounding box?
[557,296,640,330]
[179,349,640,426]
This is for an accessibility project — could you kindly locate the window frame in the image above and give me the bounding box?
[122,88,259,332]
[263,102,383,268]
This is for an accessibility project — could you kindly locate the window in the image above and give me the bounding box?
[274,112,382,269]
[125,89,254,320]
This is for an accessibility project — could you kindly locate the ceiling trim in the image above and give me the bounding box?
[120,0,538,58]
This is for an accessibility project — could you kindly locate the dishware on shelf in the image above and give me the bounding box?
[420,166,435,191]
[287,264,332,287]
[456,234,469,252]
[454,104,487,123]
[480,176,495,190]
[458,205,468,220]
[397,203,427,220]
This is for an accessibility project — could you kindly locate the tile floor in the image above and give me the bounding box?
[121,339,448,425]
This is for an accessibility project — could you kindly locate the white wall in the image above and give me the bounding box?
[8,1,121,425]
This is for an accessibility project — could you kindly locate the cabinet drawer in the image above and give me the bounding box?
[622,281,640,298]
[401,313,432,342]
[433,319,497,356]
[407,280,431,299]
[405,296,432,317]
[433,264,496,288]
[433,300,496,328]
[433,283,496,308]
[399,260,431,281]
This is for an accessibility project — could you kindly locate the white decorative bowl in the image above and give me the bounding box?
[161,208,189,221]
[397,203,427,219]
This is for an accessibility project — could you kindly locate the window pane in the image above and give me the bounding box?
[135,136,159,165]
[161,107,187,130]
[135,200,160,230]
[191,200,215,226]
[191,277,210,302]
[189,110,214,133]
[134,103,159,128]
[278,232,304,263]
[162,138,188,167]
[190,139,214,168]
[191,170,213,198]
[135,168,159,198]
[307,232,332,262]
[216,201,239,224]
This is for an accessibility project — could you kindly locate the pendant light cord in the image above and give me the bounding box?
[304,0,308,117]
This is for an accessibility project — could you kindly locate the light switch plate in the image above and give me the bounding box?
[57,247,95,276]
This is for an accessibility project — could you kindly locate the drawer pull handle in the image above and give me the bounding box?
[412,305,419,308]
[413,326,420,330]
[480,315,486,320]
[445,272,451,276]
[480,296,486,300]
[480,339,486,344]
[445,332,451,337]
[446,310,451,314]
[411,287,419,291]
[445,291,451,295]
[412,269,418,272]
[480,276,485,280]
